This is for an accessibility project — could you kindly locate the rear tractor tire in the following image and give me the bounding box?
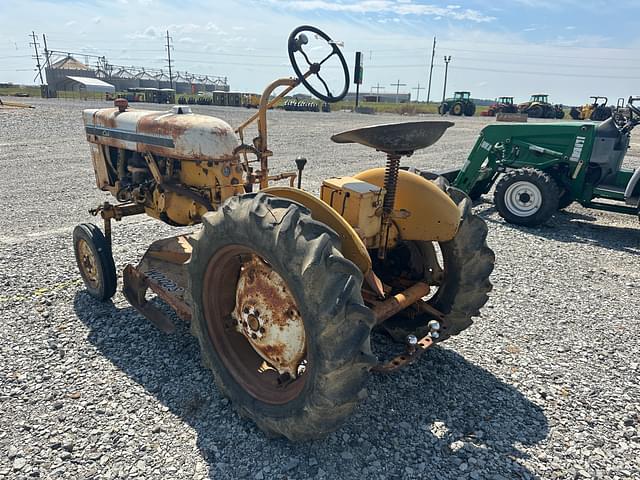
[188,193,376,440]
[73,223,117,301]
[464,103,476,117]
[451,102,464,116]
[494,168,560,226]
[527,105,543,118]
[380,188,495,342]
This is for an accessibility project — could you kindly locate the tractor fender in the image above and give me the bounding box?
[261,186,372,274]
[354,168,460,242]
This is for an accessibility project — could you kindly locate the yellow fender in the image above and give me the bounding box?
[261,186,372,274]
[354,168,460,242]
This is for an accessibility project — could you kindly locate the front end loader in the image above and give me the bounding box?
[414,99,640,227]
[74,25,494,440]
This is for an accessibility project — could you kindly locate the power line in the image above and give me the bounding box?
[390,79,406,103]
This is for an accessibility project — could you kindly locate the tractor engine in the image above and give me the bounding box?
[82,101,244,226]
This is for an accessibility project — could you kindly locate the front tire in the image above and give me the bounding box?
[73,223,117,301]
[188,193,375,440]
[494,168,560,226]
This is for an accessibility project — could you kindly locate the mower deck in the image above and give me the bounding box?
[122,234,194,333]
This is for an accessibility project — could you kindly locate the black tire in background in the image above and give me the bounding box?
[464,103,476,117]
[381,188,494,342]
[73,223,117,301]
[494,168,560,226]
[527,105,543,118]
[188,193,375,440]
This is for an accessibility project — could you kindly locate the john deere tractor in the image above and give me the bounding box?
[570,96,612,121]
[74,26,494,440]
[413,98,640,227]
[518,94,565,119]
[486,96,517,116]
[439,91,476,116]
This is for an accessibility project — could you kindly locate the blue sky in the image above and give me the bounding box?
[1,0,639,104]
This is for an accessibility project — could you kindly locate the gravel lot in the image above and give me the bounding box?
[1,97,639,479]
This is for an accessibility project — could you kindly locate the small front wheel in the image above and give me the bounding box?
[494,168,560,226]
[73,223,117,301]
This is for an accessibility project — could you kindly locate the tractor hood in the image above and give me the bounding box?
[82,106,240,162]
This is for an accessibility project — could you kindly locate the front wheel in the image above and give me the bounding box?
[188,193,375,440]
[73,223,117,301]
[438,103,449,115]
[494,168,560,226]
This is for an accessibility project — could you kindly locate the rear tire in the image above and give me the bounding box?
[73,223,117,301]
[527,105,543,118]
[464,103,476,116]
[451,102,464,116]
[188,193,375,440]
[494,168,560,226]
[555,108,565,119]
[380,189,494,342]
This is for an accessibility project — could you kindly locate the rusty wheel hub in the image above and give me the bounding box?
[77,239,99,289]
[232,255,306,378]
[202,246,308,405]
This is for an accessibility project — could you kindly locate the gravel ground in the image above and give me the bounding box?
[1,98,639,479]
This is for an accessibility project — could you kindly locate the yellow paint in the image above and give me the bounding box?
[354,168,460,242]
[262,186,372,274]
[320,177,383,244]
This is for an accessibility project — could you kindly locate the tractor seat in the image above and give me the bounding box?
[331,120,454,155]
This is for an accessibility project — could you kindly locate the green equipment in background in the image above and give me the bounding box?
[414,97,640,227]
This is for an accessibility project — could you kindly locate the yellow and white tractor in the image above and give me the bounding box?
[74,25,494,440]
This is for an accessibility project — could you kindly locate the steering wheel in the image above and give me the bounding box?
[288,25,350,103]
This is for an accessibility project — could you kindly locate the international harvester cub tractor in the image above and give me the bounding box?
[414,98,640,227]
[74,26,494,440]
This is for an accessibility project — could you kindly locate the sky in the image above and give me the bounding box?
[1,0,639,105]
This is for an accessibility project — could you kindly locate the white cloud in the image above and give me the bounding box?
[267,1,495,23]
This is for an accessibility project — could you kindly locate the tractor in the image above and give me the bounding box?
[439,91,476,117]
[411,99,640,227]
[518,94,565,119]
[74,26,494,440]
[569,96,612,121]
[486,96,518,116]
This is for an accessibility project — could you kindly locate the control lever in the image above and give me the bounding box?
[295,156,307,189]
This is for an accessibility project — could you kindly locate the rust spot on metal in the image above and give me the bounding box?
[231,255,305,377]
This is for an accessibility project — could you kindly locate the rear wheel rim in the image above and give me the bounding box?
[504,181,542,217]
[202,245,307,405]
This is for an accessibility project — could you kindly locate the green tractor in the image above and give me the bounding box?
[413,97,640,227]
[518,94,565,119]
[439,91,476,117]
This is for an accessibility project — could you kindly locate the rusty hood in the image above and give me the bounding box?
[82,106,240,161]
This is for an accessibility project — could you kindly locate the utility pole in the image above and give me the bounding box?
[371,83,384,102]
[29,31,44,86]
[412,83,424,103]
[390,79,406,104]
[426,36,436,104]
[165,30,174,90]
[442,56,452,104]
[42,34,51,68]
